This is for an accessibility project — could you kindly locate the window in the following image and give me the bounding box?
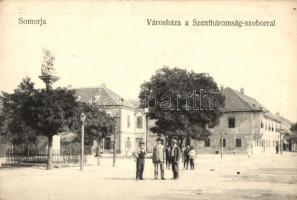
[205,138,210,147]
[228,118,235,128]
[223,138,226,147]
[125,137,132,149]
[104,137,111,150]
[236,139,241,147]
[265,122,267,130]
[261,119,263,128]
[136,116,143,129]
[127,115,130,128]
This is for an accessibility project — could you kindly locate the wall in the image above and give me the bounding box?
[195,111,261,154]
[119,108,145,155]
[257,113,281,154]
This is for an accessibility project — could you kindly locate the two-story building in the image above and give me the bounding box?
[194,87,285,154]
[74,84,146,156]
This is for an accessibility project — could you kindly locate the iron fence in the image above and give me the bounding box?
[2,144,91,167]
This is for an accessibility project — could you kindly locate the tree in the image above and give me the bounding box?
[0,78,38,153]
[80,103,115,165]
[22,87,79,169]
[289,122,297,142]
[139,67,225,147]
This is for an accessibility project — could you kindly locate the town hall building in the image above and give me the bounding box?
[74,84,147,156]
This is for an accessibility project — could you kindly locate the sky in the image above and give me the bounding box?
[0,1,297,122]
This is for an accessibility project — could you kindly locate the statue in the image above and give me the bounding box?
[41,48,57,76]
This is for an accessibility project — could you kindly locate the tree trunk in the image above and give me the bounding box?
[27,143,29,157]
[97,137,100,166]
[47,136,53,170]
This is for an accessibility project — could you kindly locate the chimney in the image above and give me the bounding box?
[240,87,244,94]
[220,85,224,91]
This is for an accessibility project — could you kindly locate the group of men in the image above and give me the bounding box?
[133,137,181,181]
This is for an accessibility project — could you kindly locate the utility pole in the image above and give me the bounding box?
[80,113,86,170]
[144,108,149,152]
[113,125,116,167]
[221,135,223,159]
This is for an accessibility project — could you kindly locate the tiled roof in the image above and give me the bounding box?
[276,115,294,125]
[223,87,268,112]
[263,112,282,123]
[0,97,3,112]
[223,87,283,122]
[128,99,141,108]
[74,85,137,109]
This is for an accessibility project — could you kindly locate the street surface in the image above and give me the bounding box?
[0,153,297,200]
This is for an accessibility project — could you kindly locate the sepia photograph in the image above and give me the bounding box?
[0,1,297,200]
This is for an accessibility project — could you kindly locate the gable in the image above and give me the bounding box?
[223,87,267,112]
[74,86,136,108]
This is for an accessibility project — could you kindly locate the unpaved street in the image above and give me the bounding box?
[1,153,297,200]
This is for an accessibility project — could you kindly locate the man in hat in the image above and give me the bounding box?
[152,137,165,180]
[183,145,190,170]
[133,141,146,181]
[170,138,181,179]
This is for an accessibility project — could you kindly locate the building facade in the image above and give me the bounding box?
[188,87,290,154]
[75,84,146,156]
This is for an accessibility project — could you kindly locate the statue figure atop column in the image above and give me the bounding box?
[41,48,57,76]
[39,48,60,90]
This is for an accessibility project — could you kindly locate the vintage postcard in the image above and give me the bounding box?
[0,1,297,200]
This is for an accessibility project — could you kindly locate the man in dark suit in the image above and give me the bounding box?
[165,145,171,169]
[170,139,180,179]
[152,137,165,180]
[133,141,146,181]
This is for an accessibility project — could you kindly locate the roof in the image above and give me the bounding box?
[222,87,285,122]
[276,115,294,126]
[0,97,3,112]
[74,85,137,109]
[128,99,141,108]
[263,112,282,123]
[222,87,268,112]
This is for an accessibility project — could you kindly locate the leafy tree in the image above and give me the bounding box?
[0,78,37,153]
[1,77,116,168]
[79,103,115,165]
[139,67,225,147]
[289,122,297,142]
[22,87,79,169]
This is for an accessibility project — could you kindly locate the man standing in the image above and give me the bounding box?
[152,137,165,180]
[165,145,171,169]
[170,139,181,179]
[183,145,190,170]
[133,141,146,181]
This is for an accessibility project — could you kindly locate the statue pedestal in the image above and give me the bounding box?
[39,75,60,90]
